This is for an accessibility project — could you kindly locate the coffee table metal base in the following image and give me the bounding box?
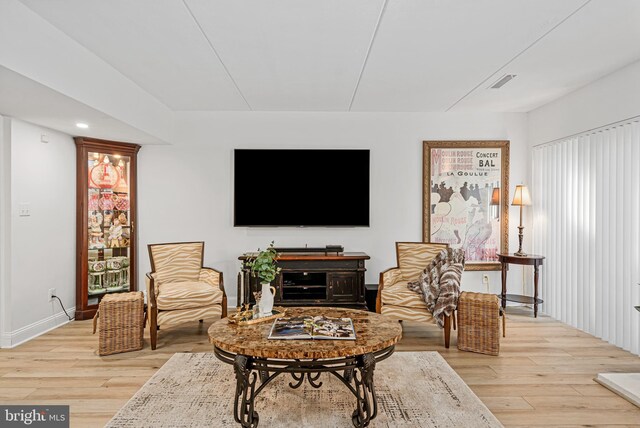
[214,346,395,428]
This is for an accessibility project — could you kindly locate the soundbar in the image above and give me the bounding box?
[274,245,344,254]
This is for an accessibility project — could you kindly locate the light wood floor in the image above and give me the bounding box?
[1,307,639,427]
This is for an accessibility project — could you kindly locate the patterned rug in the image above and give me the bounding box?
[107,351,502,427]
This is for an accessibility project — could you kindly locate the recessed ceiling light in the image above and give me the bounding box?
[76,122,89,129]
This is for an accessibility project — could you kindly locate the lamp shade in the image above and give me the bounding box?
[490,187,501,205]
[511,185,531,206]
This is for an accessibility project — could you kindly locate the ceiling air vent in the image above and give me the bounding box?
[489,74,516,89]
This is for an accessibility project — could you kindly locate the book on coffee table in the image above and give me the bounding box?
[268,315,356,340]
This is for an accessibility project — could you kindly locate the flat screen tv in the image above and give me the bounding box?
[234,149,370,227]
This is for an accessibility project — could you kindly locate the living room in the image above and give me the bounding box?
[1,1,639,427]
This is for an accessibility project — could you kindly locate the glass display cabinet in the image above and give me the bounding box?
[75,137,141,320]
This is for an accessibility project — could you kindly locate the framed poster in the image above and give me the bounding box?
[423,141,509,271]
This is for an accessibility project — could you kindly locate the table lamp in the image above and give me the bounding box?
[490,187,500,205]
[512,185,531,256]
[490,187,501,219]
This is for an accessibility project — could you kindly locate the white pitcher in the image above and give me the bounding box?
[260,283,276,315]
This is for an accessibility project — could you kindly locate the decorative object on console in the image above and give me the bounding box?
[423,140,510,271]
[228,305,286,326]
[252,290,261,314]
[260,284,276,315]
[243,242,281,315]
[511,184,531,256]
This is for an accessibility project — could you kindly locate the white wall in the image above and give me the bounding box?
[139,111,531,307]
[529,58,640,146]
[0,115,11,347]
[4,119,76,346]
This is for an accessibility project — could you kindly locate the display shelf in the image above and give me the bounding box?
[499,293,543,305]
[76,137,140,320]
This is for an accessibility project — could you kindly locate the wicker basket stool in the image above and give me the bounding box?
[92,291,144,356]
[457,292,505,356]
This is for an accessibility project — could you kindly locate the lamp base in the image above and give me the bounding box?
[515,225,526,256]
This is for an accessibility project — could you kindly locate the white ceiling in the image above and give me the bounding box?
[10,0,640,114]
[350,0,587,111]
[455,0,640,111]
[0,66,164,144]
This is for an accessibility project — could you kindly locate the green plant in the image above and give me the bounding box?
[245,241,281,283]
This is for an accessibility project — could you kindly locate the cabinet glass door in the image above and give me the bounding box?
[87,151,132,304]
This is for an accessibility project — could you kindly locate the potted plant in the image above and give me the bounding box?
[245,241,281,315]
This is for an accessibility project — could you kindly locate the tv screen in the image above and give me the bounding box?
[234,149,370,227]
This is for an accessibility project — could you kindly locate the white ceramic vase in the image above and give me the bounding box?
[260,282,276,315]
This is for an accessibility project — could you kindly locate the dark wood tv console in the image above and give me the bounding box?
[237,252,370,309]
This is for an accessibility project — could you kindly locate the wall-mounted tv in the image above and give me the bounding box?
[234,149,370,227]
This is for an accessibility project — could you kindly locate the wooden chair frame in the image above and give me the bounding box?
[147,241,227,350]
[376,242,455,348]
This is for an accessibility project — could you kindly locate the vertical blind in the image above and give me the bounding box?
[532,119,640,355]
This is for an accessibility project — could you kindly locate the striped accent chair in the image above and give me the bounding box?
[376,242,455,348]
[147,242,227,350]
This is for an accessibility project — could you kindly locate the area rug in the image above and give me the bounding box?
[107,351,502,427]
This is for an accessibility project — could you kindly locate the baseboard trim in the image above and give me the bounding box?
[3,308,76,348]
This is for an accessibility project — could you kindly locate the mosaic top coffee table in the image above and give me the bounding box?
[208,307,402,428]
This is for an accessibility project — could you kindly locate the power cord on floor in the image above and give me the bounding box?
[52,295,74,321]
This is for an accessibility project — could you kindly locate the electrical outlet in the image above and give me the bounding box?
[482,274,490,293]
[48,288,56,301]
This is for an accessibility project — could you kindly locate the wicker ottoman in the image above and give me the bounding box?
[457,292,505,356]
[92,291,144,356]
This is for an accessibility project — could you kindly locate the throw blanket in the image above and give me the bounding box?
[407,248,465,328]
